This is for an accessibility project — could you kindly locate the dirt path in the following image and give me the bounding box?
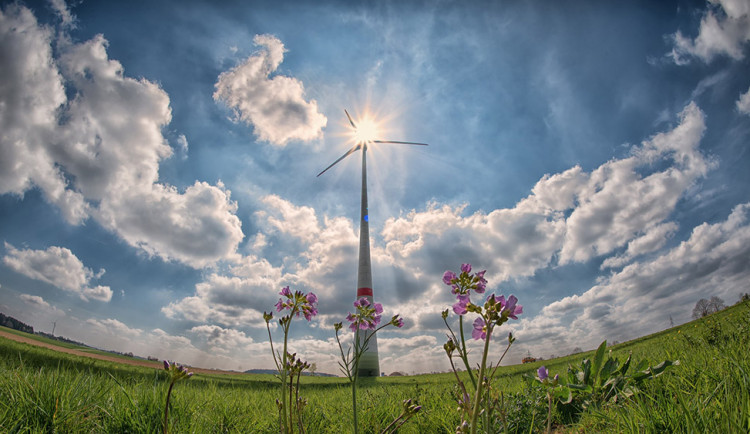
[0,329,244,375]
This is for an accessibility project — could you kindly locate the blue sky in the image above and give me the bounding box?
[1,0,749,374]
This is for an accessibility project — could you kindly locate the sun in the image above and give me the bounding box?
[352,117,380,143]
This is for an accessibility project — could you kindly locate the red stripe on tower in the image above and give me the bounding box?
[357,287,373,297]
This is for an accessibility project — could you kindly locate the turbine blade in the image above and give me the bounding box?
[344,109,357,128]
[317,144,360,177]
[372,140,429,146]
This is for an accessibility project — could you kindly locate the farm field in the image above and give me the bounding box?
[1,301,748,433]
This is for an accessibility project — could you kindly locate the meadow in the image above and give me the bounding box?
[1,301,748,433]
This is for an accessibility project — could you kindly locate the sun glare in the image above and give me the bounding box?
[353,118,379,143]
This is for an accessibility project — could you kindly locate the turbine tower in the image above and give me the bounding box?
[318,109,427,377]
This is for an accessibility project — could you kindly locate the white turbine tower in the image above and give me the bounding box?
[318,109,427,377]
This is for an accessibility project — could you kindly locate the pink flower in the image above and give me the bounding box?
[471,317,487,340]
[461,263,472,274]
[443,271,457,285]
[280,286,292,297]
[537,366,548,381]
[391,315,404,328]
[452,294,470,315]
[502,295,523,320]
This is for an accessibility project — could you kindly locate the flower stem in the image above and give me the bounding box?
[163,380,175,434]
[351,328,360,434]
[281,322,290,433]
[459,316,477,389]
[469,324,492,434]
[546,392,552,434]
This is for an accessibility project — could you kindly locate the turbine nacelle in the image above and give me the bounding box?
[317,109,428,177]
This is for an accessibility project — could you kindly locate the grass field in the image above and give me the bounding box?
[1,301,748,433]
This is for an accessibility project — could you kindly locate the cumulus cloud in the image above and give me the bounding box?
[214,34,327,146]
[0,4,88,224]
[3,243,113,302]
[96,181,243,268]
[189,324,254,354]
[0,4,244,268]
[162,255,286,326]
[670,0,750,64]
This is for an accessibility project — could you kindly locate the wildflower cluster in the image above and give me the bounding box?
[264,286,318,434]
[162,361,193,434]
[163,360,193,382]
[444,263,487,315]
[341,297,404,333]
[470,294,523,341]
[274,286,318,321]
[441,263,522,434]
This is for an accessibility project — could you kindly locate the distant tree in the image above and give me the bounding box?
[708,296,725,313]
[309,363,317,376]
[572,347,583,354]
[692,296,726,319]
[692,298,711,319]
[740,293,750,303]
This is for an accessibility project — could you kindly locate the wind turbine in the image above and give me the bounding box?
[318,109,427,377]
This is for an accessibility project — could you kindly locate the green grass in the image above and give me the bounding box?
[1,302,748,432]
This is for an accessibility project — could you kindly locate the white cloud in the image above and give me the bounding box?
[0,4,88,224]
[3,243,113,302]
[49,0,74,28]
[162,255,285,326]
[0,5,244,268]
[189,324,254,354]
[737,86,750,115]
[214,34,327,146]
[86,318,143,338]
[670,0,750,63]
[96,181,243,268]
[601,222,679,269]
[19,293,65,317]
[561,103,710,263]
[176,134,189,156]
[260,194,322,243]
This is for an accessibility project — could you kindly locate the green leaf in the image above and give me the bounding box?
[554,386,573,404]
[599,358,618,387]
[592,340,607,386]
[632,359,680,382]
[617,354,632,376]
[582,359,592,386]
